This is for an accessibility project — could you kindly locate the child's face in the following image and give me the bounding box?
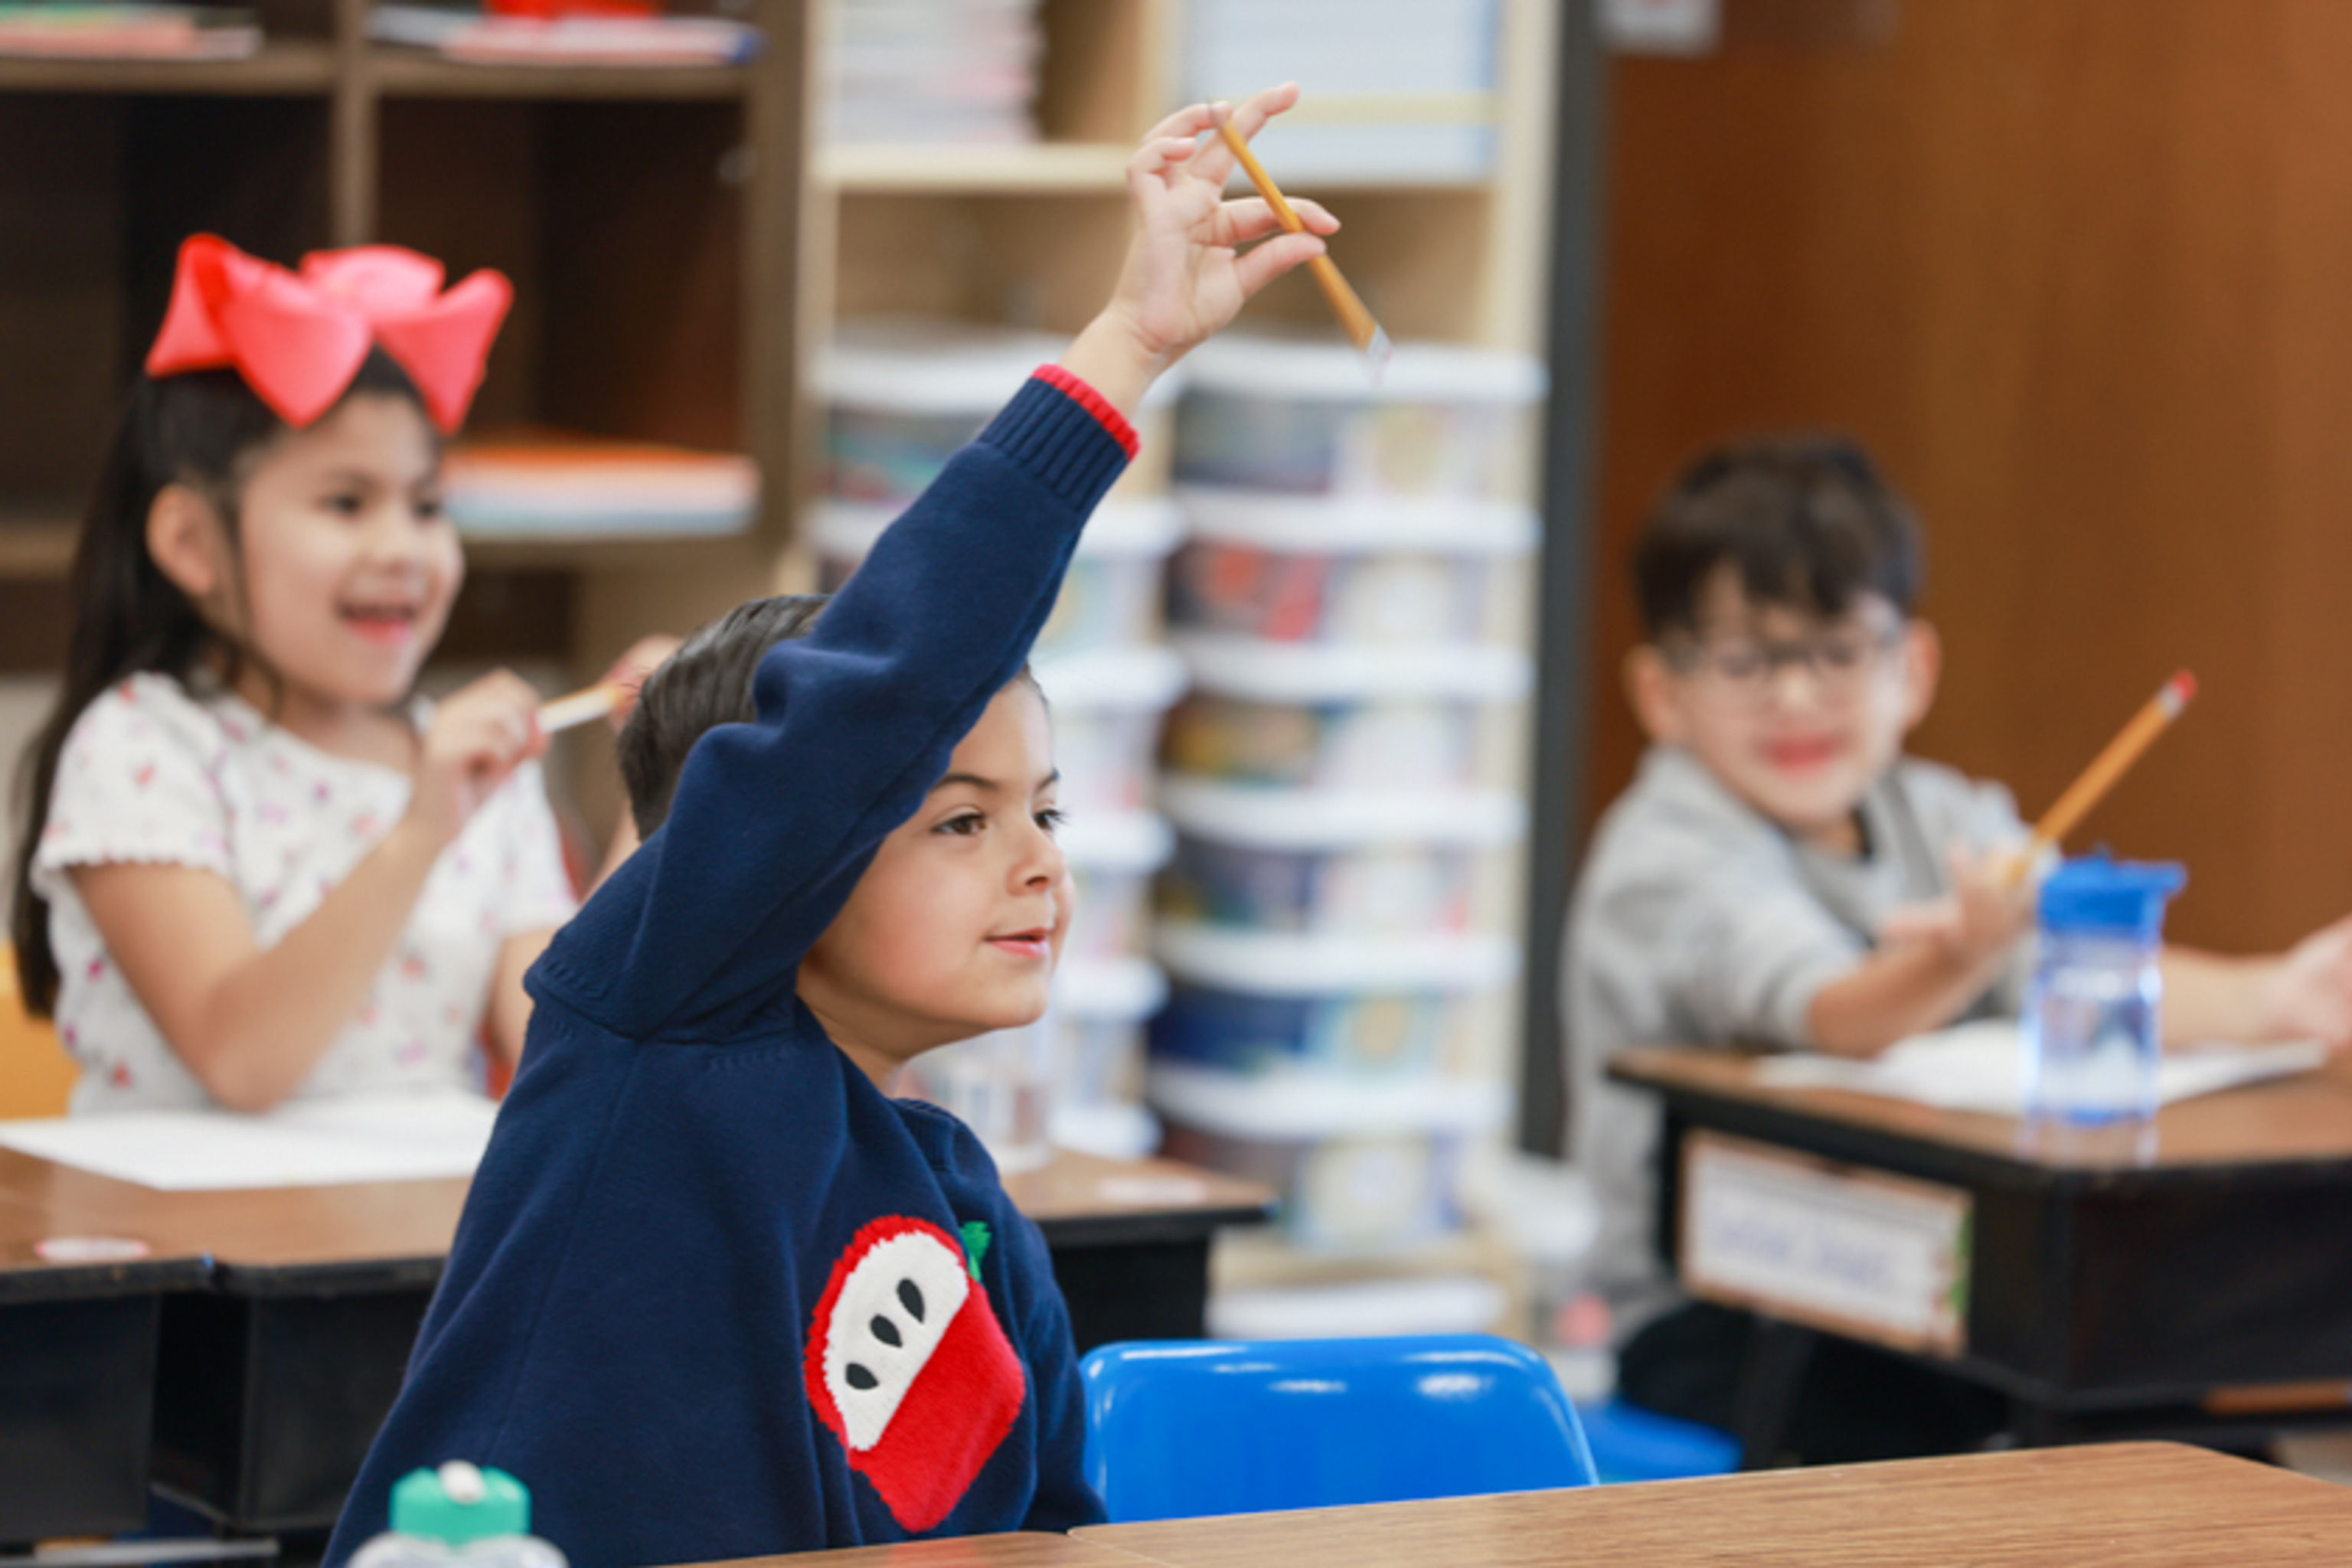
[167,392,460,710]
[798,680,1072,1081]
[1629,567,1939,845]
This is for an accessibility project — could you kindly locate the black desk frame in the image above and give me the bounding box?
[148,1204,1270,1536]
[0,1256,208,1548]
[1630,1073,2352,1464]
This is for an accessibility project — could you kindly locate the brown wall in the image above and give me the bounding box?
[1589,0,2352,952]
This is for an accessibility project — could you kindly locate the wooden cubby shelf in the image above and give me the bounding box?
[816,142,1133,194]
[0,41,338,95]
[364,51,753,102]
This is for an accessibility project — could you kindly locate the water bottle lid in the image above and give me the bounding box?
[390,1462,531,1544]
[2037,853,2186,939]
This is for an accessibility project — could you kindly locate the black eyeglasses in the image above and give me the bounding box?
[1661,622,1904,701]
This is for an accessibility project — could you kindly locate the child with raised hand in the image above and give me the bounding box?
[325,87,1334,1567]
[9,237,661,1115]
[1570,433,2352,1462]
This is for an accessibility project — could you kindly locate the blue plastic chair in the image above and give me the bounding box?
[1573,1398,1741,1484]
[1079,1335,1599,1522]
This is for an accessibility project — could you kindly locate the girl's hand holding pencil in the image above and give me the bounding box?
[403,670,547,852]
[1059,83,1340,416]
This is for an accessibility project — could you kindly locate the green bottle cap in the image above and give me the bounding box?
[389,1462,531,1545]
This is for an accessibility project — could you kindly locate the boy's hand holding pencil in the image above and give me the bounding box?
[1058,83,1339,416]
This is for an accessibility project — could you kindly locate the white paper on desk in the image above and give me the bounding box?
[0,1087,499,1190]
[1753,1020,2329,1115]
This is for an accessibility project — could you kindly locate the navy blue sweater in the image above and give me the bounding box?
[325,373,1131,1568]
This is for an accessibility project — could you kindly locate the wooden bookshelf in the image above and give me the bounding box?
[0,0,1560,865]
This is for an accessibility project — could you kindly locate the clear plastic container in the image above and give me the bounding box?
[1161,633,1528,793]
[818,317,1180,505]
[1173,335,1545,499]
[1148,1060,1506,1252]
[1148,921,1518,1079]
[1169,489,1536,646]
[1031,646,1187,814]
[1156,776,1524,936]
[811,498,1184,660]
[901,956,1168,1172]
[351,1462,565,1568]
[2022,855,2185,1126]
[1055,811,1174,962]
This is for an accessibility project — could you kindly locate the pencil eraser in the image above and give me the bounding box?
[2169,670,2198,704]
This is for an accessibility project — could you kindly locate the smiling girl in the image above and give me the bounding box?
[9,236,646,1116]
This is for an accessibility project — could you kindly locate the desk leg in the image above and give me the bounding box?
[0,1295,159,1547]
[154,1288,431,1533]
[1732,1317,1817,1471]
[1048,1238,1210,1354]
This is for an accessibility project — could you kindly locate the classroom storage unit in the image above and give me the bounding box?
[1150,331,1546,1330]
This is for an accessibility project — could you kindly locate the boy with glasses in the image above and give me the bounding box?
[1568,434,2352,1461]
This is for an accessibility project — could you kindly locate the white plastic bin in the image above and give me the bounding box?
[1157,776,1524,936]
[811,498,1184,659]
[900,953,1168,1174]
[1148,1060,1507,1252]
[1169,489,1536,646]
[1174,335,1544,499]
[1057,810,1174,962]
[1031,645,1187,815]
[1161,633,1528,792]
[820,317,1177,505]
[1047,955,1168,1161]
[1150,920,1518,1079]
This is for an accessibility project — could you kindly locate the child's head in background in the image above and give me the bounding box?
[10,235,507,1011]
[84,349,454,717]
[1625,434,1940,851]
[621,596,1072,1082]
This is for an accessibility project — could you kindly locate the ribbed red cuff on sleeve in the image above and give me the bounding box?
[1031,364,1140,461]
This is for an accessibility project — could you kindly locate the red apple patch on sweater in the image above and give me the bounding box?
[805,1214,1026,1531]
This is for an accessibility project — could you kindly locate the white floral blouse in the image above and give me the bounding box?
[31,672,580,1114]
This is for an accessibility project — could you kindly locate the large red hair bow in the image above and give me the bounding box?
[145,234,511,435]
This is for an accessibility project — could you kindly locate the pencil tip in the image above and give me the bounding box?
[1362,326,1393,385]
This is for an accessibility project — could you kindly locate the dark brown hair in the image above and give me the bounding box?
[10,351,429,1014]
[618,594,831,837]
[1632,433,1923,639]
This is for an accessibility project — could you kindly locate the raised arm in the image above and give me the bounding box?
[531,89,1338,1041]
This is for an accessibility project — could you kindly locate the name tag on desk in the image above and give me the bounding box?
[1679,1131,1971,1357]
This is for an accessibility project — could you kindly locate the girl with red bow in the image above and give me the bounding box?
[8,236,656,1114]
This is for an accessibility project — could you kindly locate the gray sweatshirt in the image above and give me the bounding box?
[1563,745,2027,1340]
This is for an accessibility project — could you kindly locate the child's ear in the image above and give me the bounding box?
[146,482,228,603]
[1899,619,1942,728]
[1625,644,1687,746]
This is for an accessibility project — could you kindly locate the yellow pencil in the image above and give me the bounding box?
[2008,671,2197,885]
[1214,112,1392,377]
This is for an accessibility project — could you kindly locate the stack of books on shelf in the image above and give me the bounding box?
[368,5,761,66]
[443,436,758,540]
[822,0,1040,145]
[0,3,259,60]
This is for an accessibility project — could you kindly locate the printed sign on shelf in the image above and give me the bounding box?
[1679,1130,1971,1357]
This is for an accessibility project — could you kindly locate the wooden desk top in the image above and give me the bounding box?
[1612,1044,2352,1178]
[0,1142,1274,1292]
[1076,1442,2352,1567]
[0,1170,211,1301]
[1001,1148,1274,1246]
[669,1534,1135,1568]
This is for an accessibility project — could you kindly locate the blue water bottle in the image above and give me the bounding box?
[2023,855,2186,1125]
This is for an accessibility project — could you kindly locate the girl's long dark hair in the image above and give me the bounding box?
[11,352,426,1014]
